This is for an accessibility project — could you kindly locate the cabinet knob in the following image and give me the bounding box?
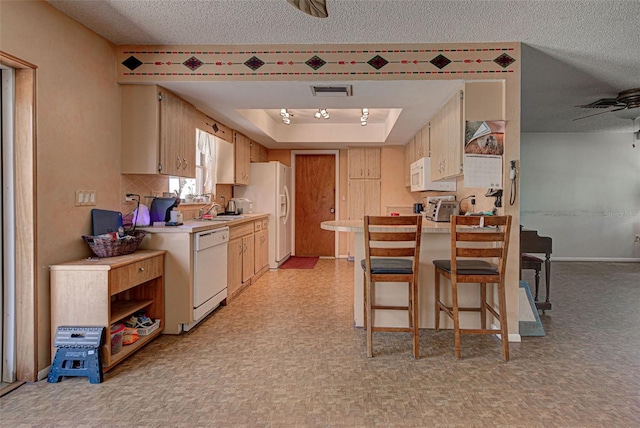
[176,156,182,169]
[138,267,145,272]
[182,158,188,170]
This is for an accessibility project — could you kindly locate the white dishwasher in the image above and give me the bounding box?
[185,227,229,331]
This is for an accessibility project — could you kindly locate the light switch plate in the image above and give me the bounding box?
[75,190,96,206]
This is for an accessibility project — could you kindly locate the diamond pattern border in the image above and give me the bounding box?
[183,56,203,71]
[122,56,143,71]
[494,53,516,68]
[367,55,389,70]
[305,55,326,70]
[244,56,265,71]
[430,54,451,69]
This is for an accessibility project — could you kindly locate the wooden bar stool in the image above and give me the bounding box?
[433,215,512,361]
[361,215,422,358]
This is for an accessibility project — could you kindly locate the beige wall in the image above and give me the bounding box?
[1,1,122,375]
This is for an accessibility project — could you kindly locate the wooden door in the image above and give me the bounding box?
[295,154,336,257]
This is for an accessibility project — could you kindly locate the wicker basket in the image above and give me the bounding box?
[82,230,147,258]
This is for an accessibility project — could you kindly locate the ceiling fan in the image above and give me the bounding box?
[574,88,640,121]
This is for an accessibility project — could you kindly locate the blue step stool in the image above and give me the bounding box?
[48,326,105,384]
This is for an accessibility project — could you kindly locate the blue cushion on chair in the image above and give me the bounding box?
[361,258,413,274]
[433,260,498,275]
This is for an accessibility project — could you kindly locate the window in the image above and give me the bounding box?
[169,129,216,202]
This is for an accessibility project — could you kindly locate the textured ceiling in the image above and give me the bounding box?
[47,0,640,146]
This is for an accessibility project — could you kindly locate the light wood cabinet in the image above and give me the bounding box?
[50,250,165,371]
[227,237,244,299]
[430,81,505,181]
[254,219,269,273]
[121,85,196,177]
[250,140,269,163]
[348,147,381,179]
[227,219,267,301]
[415,125,430,160]
[404,136,415,187]
[348,179,381,221]
[234,131,251,185]
[430,87,464,180]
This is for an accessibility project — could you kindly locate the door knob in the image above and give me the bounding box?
[330,208,335,213]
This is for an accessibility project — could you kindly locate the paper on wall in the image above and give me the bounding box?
[464,154,503,189]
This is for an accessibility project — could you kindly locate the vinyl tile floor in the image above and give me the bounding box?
[1,260,639,427]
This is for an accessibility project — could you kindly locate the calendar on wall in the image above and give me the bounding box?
[463,121,505,189]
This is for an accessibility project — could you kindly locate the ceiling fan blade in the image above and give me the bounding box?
[286,0,328,18]
[572,107,626,121]
[575,98,621,109]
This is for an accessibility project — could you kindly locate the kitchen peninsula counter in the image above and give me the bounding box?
[322,218,516,338]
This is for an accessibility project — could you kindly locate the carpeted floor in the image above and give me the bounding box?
[1,260,639,427]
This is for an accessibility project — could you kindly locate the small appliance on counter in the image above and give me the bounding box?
[425,196,459,222]
[149,197,180,225]
[233,198,253,214]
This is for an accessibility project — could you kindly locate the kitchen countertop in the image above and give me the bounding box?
[139,213,269,234]
[321,218,451,233]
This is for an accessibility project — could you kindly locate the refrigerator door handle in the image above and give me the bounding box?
[283,185,291,225]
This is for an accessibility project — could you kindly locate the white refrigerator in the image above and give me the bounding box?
[234,161,292,268]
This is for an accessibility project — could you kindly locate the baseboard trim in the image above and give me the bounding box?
[552,257,640,262]
[38,365,50,381]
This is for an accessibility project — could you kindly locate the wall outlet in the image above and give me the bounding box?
[75,190,96,206]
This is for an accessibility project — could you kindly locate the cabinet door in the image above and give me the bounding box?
[404,137,415,187]
[348,179,365,220]
[160,90,196,178]
[121,85,161,174]
[364,147,381,179]
[227,238,243,297]
[348,148,365,179]
[242,235,255,283]
[430,87,463,180]
[415,125,430,159]
[442,89,464,178]
[254,229,268,273]
[234,132,251,185]
[413,130,425,159]
[348,179,380,220]
[363,179,381,216]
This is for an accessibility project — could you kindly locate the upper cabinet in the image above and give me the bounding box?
[430,87,464,180]
[348,147,381,179]
[121,85,196,177]
[234,131,251,185]
[429,81,505,181]
[250,140,268,163]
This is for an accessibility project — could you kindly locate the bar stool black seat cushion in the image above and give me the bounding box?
[433,260,498,275]
[360,258,413,274]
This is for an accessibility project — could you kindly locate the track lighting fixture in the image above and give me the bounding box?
[315,108,330,119]
[280,108,291,125]
[361,107,369,126]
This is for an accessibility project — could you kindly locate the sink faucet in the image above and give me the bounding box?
[199,202,223,218]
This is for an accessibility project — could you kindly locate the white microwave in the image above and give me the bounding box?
[410,157,457,192]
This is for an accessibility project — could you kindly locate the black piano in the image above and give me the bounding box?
[520,227,553,313]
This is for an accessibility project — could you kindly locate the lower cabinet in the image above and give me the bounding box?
[50,250,165,371]
[227,217,269,302]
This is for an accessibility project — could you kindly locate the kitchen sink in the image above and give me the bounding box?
[200,215,245,221]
